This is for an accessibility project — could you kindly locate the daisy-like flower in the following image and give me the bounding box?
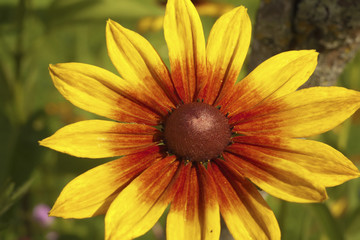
[40,0,360,239]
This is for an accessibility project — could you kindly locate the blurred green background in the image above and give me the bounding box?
[1,0,360,239]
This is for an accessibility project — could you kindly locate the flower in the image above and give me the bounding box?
[40,0,360,239]
[32,204,54,227]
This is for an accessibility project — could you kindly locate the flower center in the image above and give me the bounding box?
[164,102,231,162]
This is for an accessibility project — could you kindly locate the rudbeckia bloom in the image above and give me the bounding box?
[40,0,360,239]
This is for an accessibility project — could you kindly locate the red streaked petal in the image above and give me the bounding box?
[49,146,162,218]
[218,50,318,115]
[49,63,160,125]
[231,87,360,137]
[198,6,251,104]
[106,19,180,111]
[132,162,190,239]
[164,0,207,103]
[233,135,360,187]
[40,120,158,158]
[167,164,201,240]
[105,156,179,240]
[223,148,328,203]
[167,163,220,240]
[208,162,280,240]
[197,164,221,240]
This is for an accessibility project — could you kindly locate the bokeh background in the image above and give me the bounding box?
[1,0,360,239]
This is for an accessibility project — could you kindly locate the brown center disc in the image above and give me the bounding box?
[164,102,231,162]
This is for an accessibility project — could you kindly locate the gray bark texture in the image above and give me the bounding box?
[249,0,360,88]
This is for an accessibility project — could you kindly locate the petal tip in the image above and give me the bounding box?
[231,5,249,20]
[310,49,319,58]
[320,189,329,202]
[48,206,59,217]
[106,18,115,26]
[235,5,248,12]
[48,63,61,76]
[299,49,318,60]
[38,138,50,147]
[38,139,45,146]
[351,168,360,178]
[48,210,55,217]
[48,64,55,73]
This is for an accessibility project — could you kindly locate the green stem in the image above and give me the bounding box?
[337,118,351,152]
[15,0,26,80]
[277,200,288,232]
[308,203,344,240]
[12,0,28,124]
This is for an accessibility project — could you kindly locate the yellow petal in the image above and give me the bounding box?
[49,63,160,125]
[49,146,162,218]
[223,147,328,203]
[209,162,280,240]
[167,164,201,240]
[233,135,360,187]
[106,19,179,111]
[199,6,251,104]
[197,164,221,240]
[133,162,190,240]
[218,50,318,115]
[232,87,360,137]
[167,163,220,240]
[164,0,206,103]
[40,120,158,158]
[105,156,179,240]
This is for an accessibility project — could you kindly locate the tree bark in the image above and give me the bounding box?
[249,0,360,88]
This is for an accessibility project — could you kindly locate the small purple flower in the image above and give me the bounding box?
[32,204,54,227]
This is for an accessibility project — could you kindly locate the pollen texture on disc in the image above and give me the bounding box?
[164,102,231,162]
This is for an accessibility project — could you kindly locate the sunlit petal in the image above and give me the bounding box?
[233,135,360,187]
[198,6,251,104]
[167,164,201,240]
[49,146,162,218]
[105,156,178,240]
[219,50,318,115]
[49,63,160,125]
[209,162,280,240]
[223,148,328,203]
[167,163,220,240]
[231,87,360,137]
[164,0,207,103]
[197,164,221,240]
[106,19,180,111]
[40,120,158,158]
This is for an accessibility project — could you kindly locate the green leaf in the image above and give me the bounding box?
[308,203,344,240]
[0,178,32,217]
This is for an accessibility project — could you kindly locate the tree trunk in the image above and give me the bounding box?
[249,0,360,88]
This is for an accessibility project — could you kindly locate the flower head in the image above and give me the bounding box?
[40,0,360,239]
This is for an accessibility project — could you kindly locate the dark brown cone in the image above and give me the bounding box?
[164,102,231,162]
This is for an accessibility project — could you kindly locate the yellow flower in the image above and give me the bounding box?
[40,0,360,239]
[138,0,235,33]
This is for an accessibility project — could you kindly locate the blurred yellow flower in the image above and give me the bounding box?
[138,0,234,32]
[40,0,360,239]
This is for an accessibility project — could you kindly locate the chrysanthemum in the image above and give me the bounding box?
[40,0,360,239]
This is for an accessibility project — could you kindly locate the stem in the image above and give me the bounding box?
[337,118,351,152]
[15,0,26,81]
[277,200,288,233]
[308,203,344,240]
